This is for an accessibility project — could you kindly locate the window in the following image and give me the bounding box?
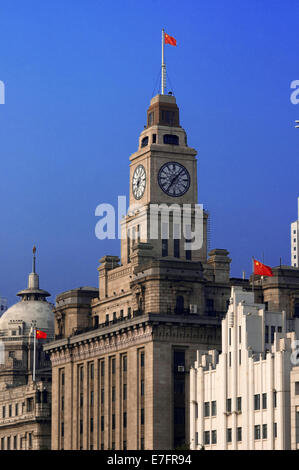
[229,328,231,345]
[174,239,180,258]
[262,393,267,409]
[112,386,115,402]
[195,432,198,446]
[262,424,267,439]
[237,427,242,442]
[15,404,18,416]
[80,420,83,434]
[101,361,105,377]
[141,136,148,148]
[112,358,116,374]
[229,352,231,367]
[254,425,261,440]
[175,296,184,314]
[105,314,109,324]
[204,431,210,445]
[148,112,154,126]
[162,111,175,124]
[113,312,116,322]
[61,422,64,437]
[140,352,145,367]
[123,384,127,401]
[141,408,144,425]
[9,405,12,417]
[140,438,144,450]
[277,326,282,333]
[237,397,242,412]
[13,436,17,450]
[271,326,275,343]
[101,416,104,432]
[2,406,5,418]
[204,402,210,417]
[123,412,127,428]
[123,356,127,372]
[274,422,277,438]
[206,299,214,313]
[163,134,179,145]
[90,391,94,406]
[239,325,241,343]
[211,430,217,444]
[227,398,231,413]
[120,309,124,319]
[101,389,104,405]
[162,239,168,257]
[112,414,115,430]
[254,394,260,410]
[273,390,277,407]
[152,134,156,143]
[239,350,241,365]
[141,380,144,396]
[7,436,10,450]
[227,428,232,443]
[123,441,127,450]
[211,401,217,416]
[265,325,269,343]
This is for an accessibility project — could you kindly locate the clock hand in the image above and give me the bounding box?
[166,170,184,192]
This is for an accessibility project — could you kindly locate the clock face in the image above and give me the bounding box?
[158,162,190,197]
[132,164,146,200]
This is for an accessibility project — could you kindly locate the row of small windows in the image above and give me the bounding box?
[265,325,282,344]
[141,134,179,148]
[0,433,33,450]
[201,423,278,446]
[162,238,191,260]
[1,395,46,418]
[201,392,277,417]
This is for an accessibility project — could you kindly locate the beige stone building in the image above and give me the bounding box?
[44,93,299,451]
[0,250,54,450]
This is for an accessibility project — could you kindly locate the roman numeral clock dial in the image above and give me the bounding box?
[158,162,190,197]
[132,164,146,200]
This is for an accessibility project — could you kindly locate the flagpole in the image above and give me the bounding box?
[161,28,166,95]
[33,327,36,382]
[252,257,255,295]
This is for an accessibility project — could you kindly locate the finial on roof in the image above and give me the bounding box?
[32,245,36,274]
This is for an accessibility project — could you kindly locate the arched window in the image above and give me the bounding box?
[163,134,179,145]
[175,296,184,314]
[141,136,149,148]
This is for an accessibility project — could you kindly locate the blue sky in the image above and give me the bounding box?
[0,0,298,306]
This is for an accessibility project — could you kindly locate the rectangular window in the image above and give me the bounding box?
[211,430,217,444]
[2,406,5,418]
[101,361,105,377]
[239,349,241,365]
[174,239,180,258]
[120,309,124,319]
[239,325,241,343]
[254,425,261,440]
[90,363,94,379]
[101,416,104,432]
[101,388,104,405]
[204,431,210,445]
[273,390,277,407]
[162,239,168,257]
[152,133,156,143]
[195,432,198,446]
[229,328,231,345]
[123,383,127,401]
[265,325,269,343]
[271,326,275,343]
[274,422,277,438]
[262,424,267,439]
[227,428,232,443]
[123,441,127,450]
[262,393,267,409]
[9,405,12,417]
[112,358,116,374]
[7,436,10,450]
[237,397,242,412]
[123,411,127,429]
[254,394,260,410]
[123,356,127,372]
[140,351,145,367]
[229,352,231,367]
[141,408,144,425]
[141,379,144,396]
[237,427,242,442]
[112,414,115,430]
[112,386,115,402]
[13,436,17,450]
[227,398,231,413]
[15,404,18,416]
[204,402,210,417]
[211,401,217,416]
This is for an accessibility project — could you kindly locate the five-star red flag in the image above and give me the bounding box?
[165,33,177,46]
[36,329,47,339]
[253,259,273,277]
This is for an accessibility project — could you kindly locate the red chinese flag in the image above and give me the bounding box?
[36,329,47,339]
[253,259,273,277]
[165,33,177,46]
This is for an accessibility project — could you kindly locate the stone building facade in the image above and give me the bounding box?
[45,93,299,450]
[190,286,299,450]
[0,250,54,450]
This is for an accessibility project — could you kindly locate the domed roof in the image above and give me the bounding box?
[0,300,54,333]
[0,246,54,335]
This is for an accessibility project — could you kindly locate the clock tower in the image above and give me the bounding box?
[121,93,208,266]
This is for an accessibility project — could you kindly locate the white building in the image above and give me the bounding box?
[0,298,7,318]
[190,286,299,450]
[291,197,299,267]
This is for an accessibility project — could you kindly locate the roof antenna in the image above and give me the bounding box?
[32,245,37,274]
